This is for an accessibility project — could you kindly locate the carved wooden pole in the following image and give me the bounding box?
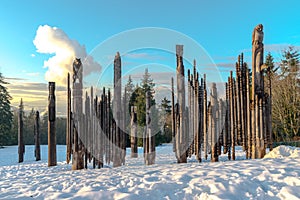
[130,106,138,158]
[252,24,266,158]
[218,98,224,156]
[66,73,72,164]
[175,45,187,163]
[84,91,90,169]
[240,54,246,152]
[107,89,112,164]
[187,70,192,158]
[227,79,231,160]
[171,77,176,153]
[18,99,25,163]
[245,67,251,159]
[194,71,200,161]
[48,82,57,166]
[190,74,194,157]
[229,72,235,160]
[145,90,155,165]
[224,83,229,155]
[34,111,41,161]
[203,74,208,160]
[211,83,218,162]
[199,77,204,162]
[267,68,273,151]
[121,87,127,165]
[72,58,84,170]
[99,91,104,168]
[113,52,122,167]
[93,96,97,168]
[235,60,242,146]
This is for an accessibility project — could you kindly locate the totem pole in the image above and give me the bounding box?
[72,58,84,170]
[252,24,266,158]
[175,45,187,163]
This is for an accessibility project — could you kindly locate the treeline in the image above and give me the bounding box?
[3,108,66,146]
[267,47,300,142]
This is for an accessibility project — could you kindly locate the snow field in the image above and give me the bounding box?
[0,144,299,199]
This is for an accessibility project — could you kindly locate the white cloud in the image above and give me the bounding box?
[33,25,101,86]
[30,53,36,57]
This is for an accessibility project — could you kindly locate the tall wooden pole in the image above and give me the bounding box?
[187,70,192,157]
[18,99,24,163]
[66,73,72,164]
[252,24,266,158]
[113,52,122,167]
[211,83,218,162]
[34,111,41,161]
[175,45,187,163]
[130,106,138,158]
[268,68,273,151]
[48,82,57,167]
[229,72,235,160]
[72,58,84,170]
[171,77,176,153]
[224,83,229,155]
[203,74,208,160]
[246,67,252,159]
[145,90,155,165]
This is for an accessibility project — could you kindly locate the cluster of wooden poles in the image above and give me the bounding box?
[66,54,155,170]
[172,43,272,163]
[17,24,272,168]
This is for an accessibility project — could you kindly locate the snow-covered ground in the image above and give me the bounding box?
[0,144,299,200]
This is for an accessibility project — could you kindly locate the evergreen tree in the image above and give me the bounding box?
[0,73,13,146]
[24,108,35,145]
[265,52,279,78]
[10,110,19,145]
[272,47,300,141]
[129,69,163,146]
[161,97,171,114]
[160,97,172,143]
[280,46,300,76]
[125,76,135,130]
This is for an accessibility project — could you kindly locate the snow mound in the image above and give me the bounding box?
[264,145,300,159]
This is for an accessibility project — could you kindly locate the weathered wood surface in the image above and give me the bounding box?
[18,99,25,163]
[34,111,41,161]
[48,82,57,167]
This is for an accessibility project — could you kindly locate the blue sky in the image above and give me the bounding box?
[0,0,299,114]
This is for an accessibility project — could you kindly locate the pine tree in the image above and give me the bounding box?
[160,97,172,143]
[280,46,300,76]
[161,97,171,114]
[0,73,13,146]
[265,52,279,78]
[128,69,160,146]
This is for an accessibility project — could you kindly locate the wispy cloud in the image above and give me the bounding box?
[7,81,67,116]
[26,72,40,77]
[4,77,28,81]
[125,52,166,61]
